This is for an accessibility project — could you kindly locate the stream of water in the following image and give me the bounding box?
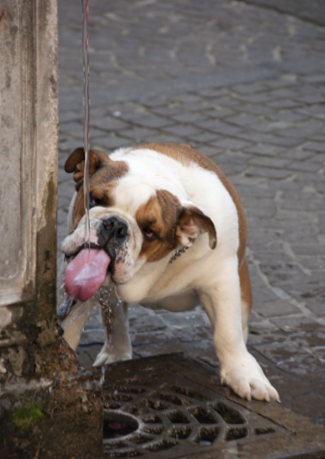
[81,0,91,249]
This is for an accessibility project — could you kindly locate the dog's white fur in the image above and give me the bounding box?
[61,146,279,402]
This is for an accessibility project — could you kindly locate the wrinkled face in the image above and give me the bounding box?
[61,190,183,285]
[61,148,216,294]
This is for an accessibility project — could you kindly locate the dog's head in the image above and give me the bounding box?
[61,147,216,301]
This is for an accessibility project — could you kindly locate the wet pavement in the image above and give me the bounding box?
[57,0,325,426]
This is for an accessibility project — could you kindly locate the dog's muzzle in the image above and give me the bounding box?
[99,216,128,246]
[97,216,129,264]
[62,215,131,303]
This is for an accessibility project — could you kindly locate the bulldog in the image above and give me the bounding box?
[60,143,279,402]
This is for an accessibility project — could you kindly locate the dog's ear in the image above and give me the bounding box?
[176,205,217,249]
[65,147,110,188]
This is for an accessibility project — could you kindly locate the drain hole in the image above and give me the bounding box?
[169,426,191,439]
[213,402,245,425]
[124,378,148,385]
[103,411,139,440]
[103,441,127,450]
[167,410,190,424]
[123,406,147,416]
[188,407,216,424]
[106,393,133,402]
[226,427,248,441]
[137,398,169,410]
[130,434,153,445]
[255,427,275,435]
[164,384,209,401]
[104,449,142,458]
[145,439,177,452]
[158,392,191,406]
[103,401,122,410]
[143,425,164,435]
[142,415,162,424]
[111,386,145,394]
[194,426,219,445]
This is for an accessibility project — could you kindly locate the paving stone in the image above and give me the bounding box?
[289,161,322,173]
[245,167,293,179]
[76,348,95,368]
[249,156,291,168]
[91,117,130,132]
[290,330,325,348]
[59,137,83,152]
[214,137,252,150]
[196,348,219,367]
[282,353,325,379]
[232,82,267,95]
[171,112,208,123]
[267,375,311,400]
[134,116,173,129]
[303,141,325,152]
[267,99,302,109]
[290,391,325,420]
[79,329,106,346]
[267,135,304,148]
[198,145,223,157]
[158,309,209,328]
[268,111,307,124]
[256,300,300,318]
[131,330,174,347]
[290,244,325,256]
[169,325,214,343]
[245,144,285,156]
[129,313,167,333]
[146,134,184,144]
[81,344,104,363]
[270,316,323,333]
[252,339,307,368]
[282,149,315,160]
[195,120,243,137]
[92,135,129,151]
[204,108,235,118]
[115,126,157,141]
[161,124,202,138]
[133,341,188,359]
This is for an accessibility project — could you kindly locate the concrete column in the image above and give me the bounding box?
[0,1,102,456]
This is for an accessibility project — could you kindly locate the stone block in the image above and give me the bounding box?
[256,300,299,318]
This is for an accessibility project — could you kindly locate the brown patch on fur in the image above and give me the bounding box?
[131,143,247,265]
[136,190,181,262]
[239,258,253,326]
[65,147,128,231]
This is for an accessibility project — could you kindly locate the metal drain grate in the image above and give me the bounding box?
[101,354,325,459]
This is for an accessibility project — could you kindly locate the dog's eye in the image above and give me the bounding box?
[89,195,101,208]
[143,227,156,240]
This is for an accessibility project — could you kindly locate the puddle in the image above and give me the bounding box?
[103,411,138,440]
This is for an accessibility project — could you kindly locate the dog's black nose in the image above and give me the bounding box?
[101,217,128,245]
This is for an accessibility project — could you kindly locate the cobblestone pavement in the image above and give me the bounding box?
[57,0,325,424]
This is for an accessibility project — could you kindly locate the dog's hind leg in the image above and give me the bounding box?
[93,288,132,367]
[239,258,252,343]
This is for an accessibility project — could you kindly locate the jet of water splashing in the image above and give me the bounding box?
[81,0,91,250]
[115,286,123,307]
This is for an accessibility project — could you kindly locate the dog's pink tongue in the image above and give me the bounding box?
[64,249,111,302]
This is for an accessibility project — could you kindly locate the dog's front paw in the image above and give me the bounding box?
[93,345,132,367]
[220,352,279,402]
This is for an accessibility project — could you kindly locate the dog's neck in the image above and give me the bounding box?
[169,246,189,264]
